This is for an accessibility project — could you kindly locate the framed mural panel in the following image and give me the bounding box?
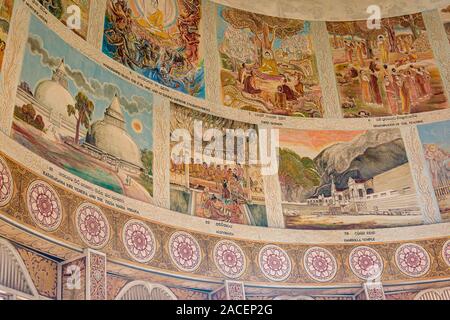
[170,102,268,227]
[327,14,449,118]
[418,120,450,221]
[12,15,154,204]
[278,128,423,230]
[216,4,323,117]
[102,0,205,98]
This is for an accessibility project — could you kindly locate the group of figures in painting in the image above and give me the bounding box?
[217,6,323,117]
[103,0,204,97]
[1,1,449,232]
[169,104,268,227]
[327,14,448,118]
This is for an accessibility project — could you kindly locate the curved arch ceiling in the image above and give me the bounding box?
[211,0,450,20]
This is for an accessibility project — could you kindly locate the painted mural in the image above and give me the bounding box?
[170,103,268,227]
[279,128,423,230]
[217,5,323,117]
[12,16,154,203]
[0,0,14,73]
[441,6,450,43]
[102,0,204,98]
[327,14,448,118]
[418,120,450,221]
[38,0,90,39]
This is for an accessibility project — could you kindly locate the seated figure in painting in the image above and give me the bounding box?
[133,0,170,39]
[259,50,279,76]
[243,70,262,95]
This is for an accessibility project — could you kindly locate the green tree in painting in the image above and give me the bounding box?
[39,0,63,19]
[279,148,320,202]
[67,92,94,144]
[141,149,154,176]
[221,7,304,63]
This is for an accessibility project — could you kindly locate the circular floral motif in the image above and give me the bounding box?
[0,157,13,207]
[395,243,430,277]
[304,247,338,282]
[259,245,292,282]
[75,203,110,249]
[442,240,450,267]
[169,232,201,272]
[349,246,384,280]
[214,240,246,279]
[123,220,156,263]
[26,180,62,231]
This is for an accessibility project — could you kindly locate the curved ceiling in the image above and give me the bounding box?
[211,0,450,20]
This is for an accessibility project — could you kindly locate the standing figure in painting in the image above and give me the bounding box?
[360,70,372,104]
[399,73,411,114]
[383,74,399,115]
[424,144,450,186]
[345,41,354,63]
[377,35,390,65]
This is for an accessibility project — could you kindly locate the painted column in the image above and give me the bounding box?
[260,125,285,229]
[203,0,223,108]
[422,9,450,99]
[152,96,171,210]
[86,0,107,49]
[0,0,31,134]
[310,21,343,119]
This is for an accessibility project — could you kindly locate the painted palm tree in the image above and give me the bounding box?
[67,91,94,144]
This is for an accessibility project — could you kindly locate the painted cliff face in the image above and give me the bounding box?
[418,120,450,221]
[217,5,323,118]
[278,128,422,230]
[102,0,205,98]
[327,13,448,118]
[169,103,268,227]
[12,16,154,203]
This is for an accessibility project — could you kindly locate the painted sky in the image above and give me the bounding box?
[418,120,450,153]
[279,129,366,159]
[22,16,153,150]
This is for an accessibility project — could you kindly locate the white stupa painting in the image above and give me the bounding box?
[13,54,153,203]
[85,94,144,174]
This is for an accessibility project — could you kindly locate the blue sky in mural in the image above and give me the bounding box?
[21,16,154,150]
[418,120,450,152]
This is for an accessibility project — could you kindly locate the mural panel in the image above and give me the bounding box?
[38,0,90,39]
[418,120,450,221]
[327,14,448,118]
[441,6,450,43]
[0,0,14,73]
[170,103,268,227]
[278,128,423,230]
[217,5,323,117]
[12,16,154,203]
[102,0,205,98]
